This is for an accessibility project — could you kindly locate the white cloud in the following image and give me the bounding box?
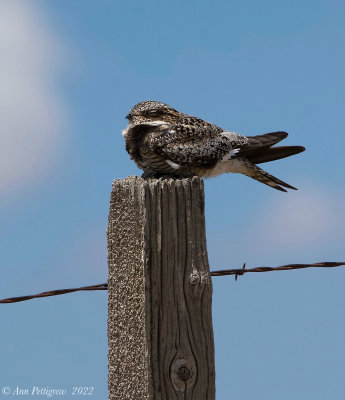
[241,185,344,256]
[0,0,67,198]
[206,184,344,270]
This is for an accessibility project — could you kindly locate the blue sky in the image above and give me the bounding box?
[0,0,344,398]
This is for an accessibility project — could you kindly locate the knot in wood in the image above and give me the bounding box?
[189,269,200,286]
[170,358,196,392]
[177,366,191,382]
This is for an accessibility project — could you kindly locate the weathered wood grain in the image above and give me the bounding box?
[108,176,215,400]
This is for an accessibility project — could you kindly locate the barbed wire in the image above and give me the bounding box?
[1,261,344,304]
[211,261,345,280]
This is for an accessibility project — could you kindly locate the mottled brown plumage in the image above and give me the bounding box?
[123,101,305,192]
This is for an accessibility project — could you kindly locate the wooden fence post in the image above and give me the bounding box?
[107,176,215,400]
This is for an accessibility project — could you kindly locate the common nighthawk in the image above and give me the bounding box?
[123,101,305,192]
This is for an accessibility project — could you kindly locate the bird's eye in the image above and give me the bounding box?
[146,109,161,117]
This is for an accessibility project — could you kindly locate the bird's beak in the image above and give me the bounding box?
[125,114,131,120]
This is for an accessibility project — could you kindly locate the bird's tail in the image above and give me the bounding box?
[240,158,297,192]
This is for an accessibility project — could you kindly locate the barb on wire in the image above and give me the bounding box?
[0,261,344,304]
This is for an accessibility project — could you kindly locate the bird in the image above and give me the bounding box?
[122,100,305,192]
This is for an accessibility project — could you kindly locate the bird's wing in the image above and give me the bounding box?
[146,118,247,167]
[236,131,288,157]
[246,145,305,164]
[236,131,305,164]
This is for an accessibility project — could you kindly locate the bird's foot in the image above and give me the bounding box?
[141,172,173,180]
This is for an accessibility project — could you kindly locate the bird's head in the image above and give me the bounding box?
[124,101,181,131]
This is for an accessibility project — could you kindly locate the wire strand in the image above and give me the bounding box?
[1,261,344,303]
[0,284,108,304]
